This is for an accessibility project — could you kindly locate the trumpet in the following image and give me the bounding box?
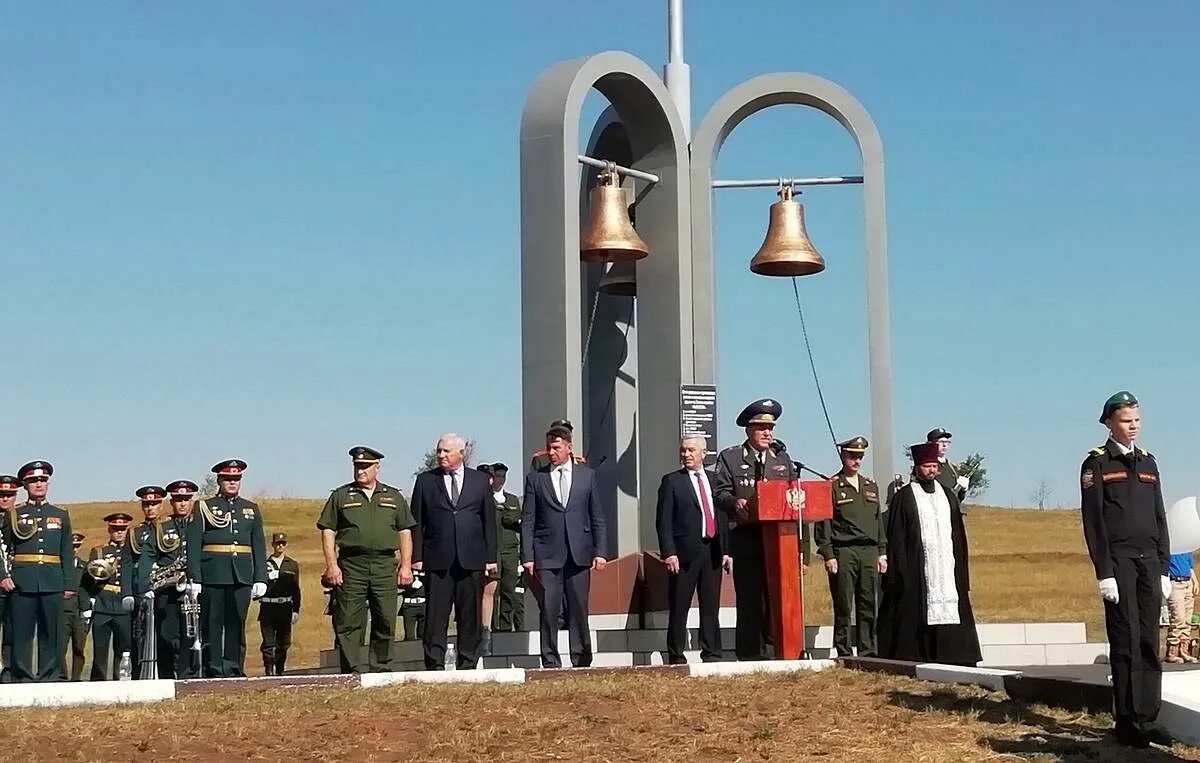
[182,581,201,645]
[86,557,117,582]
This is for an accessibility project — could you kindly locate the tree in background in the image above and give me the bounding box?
[1031,479,1052,510]
[414,439,476,476]
[201,473,218,497]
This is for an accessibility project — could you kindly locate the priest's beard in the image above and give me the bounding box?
[916,474,937,492]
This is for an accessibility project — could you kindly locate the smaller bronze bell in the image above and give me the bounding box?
[749,185,826,277]
[598,260,636,297]
[580,169,649,263]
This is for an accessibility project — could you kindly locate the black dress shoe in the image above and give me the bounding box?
[1114,725,1149,749]
[1140,725,1173,747]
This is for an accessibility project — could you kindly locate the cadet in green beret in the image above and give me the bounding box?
[815,437,886,657]
[6,461,74,682]
[318,446,416,673]
[83,513,133,680]
[186,459,268,678]
[490,463,525,634]
[0,474,21,683]
[59,531,91,681]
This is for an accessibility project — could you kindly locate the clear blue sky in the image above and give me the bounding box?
[3,2,1197,507]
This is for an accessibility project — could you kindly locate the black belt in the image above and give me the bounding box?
[1170,575,1191,582]
[339,548,396,557]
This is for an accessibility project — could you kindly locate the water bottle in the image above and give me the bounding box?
[118,651,132,681]
[445,642,457,671]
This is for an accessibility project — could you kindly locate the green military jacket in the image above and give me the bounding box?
[130,517,187,595]
[814,471,885,558]
[495,491,522,557]
[936,460,966,503]
[82,541,129,615]
[317,481,415,553]
[63,555,92,613]
[4,501,73,593]
[711,442,798,527]
[186,495,267,586]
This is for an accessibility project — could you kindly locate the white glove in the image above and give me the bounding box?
[1098,577,1119,604]
[251,582,267,599]
[121,596,136,612]
[291,612,300,625]
[81,609,93,621]
[143,590,155,600]
[267,569,279,580]
[187,582,201,596]
[956,476,970,491]
[1161,576,1172,601]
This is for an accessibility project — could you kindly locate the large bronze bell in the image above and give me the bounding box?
[598,260,636,297]
[580,169,649,263]
[749,185,826,277]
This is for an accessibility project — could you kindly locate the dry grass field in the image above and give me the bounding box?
[62,498,1112,674]
[2,669,1196,761]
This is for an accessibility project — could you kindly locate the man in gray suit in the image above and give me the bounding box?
[522,424,608,668]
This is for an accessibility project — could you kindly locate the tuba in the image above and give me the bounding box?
[87,556,117,582]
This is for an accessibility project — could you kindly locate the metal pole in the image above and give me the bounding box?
[712,176,864,189]
[664,0,692,141]
[577,154,661,184]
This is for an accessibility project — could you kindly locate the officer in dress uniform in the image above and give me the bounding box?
[130,485,189,678]
[712,400,798,661]
[166,479,200,678]
[1080,391,1172,748]
[124,485,169,679]
[83,513,133,680]
[0,474,19,683]
[926,428,968,507]
[187,459,268,678]
[60,532,91,680]
[490,463,525,633]
[5,461,75,682]
[814,437,887,657]
[258,532,301,675]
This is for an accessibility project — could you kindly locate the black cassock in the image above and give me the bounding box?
[877,481,982,666]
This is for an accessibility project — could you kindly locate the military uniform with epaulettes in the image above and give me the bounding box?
[83,530,133,680]
[132,516,189,678]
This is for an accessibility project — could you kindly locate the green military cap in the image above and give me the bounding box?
[0,475,19,494]
[926,427,952,442]
[736,398,782,427]
[1100,390,1138,423]
[476,463,495,475]
[272,532,287,544]
[104,512,134,528]
[166,479,198,498]
[212,459,247,477]
[549,419,574,432]
[72,532,86,545]
[349,446,384,464]
[17,460,53,481]
[491,462,509,473]
[136,485,167,501]
[838,436,869,454]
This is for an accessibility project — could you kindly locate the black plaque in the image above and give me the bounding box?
[680,384,718,466]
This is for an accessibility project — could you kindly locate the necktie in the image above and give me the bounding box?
[557,468,568,504]
[695,471,715,537]
[450,471,460,504]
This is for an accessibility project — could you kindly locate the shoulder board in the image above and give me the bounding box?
[1137,447,1153,458]
[863,476,876,484]
[1088,447,1105,457]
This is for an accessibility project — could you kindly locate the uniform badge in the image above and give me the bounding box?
[772,464,786,473]
[243,508,254,518]
[1081,469,1094,489]
[46,517,62,530]
[739,464,749,471]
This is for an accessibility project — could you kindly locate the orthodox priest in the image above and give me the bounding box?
[877,442,981,666]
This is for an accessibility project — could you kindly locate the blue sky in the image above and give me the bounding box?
[2,2,1197,507]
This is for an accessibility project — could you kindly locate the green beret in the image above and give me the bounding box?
[1100,391,1138,423]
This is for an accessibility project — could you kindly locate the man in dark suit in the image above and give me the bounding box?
[656,437,731,664]
[522,424,608,668]
[411,433,497,670]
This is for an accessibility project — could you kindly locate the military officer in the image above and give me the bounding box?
[83,513,133,679]
[317,446,415,674]
[712,399,799,661]
[166,479,200,678]
[60,532,91,680]
[130,485,188,678]
[124,485,169,678]
[927,428,968,506]
[258,532,301,675]
[5,461,74,682]
[0,474,19,683]
[814,437,887,657]
[490,463,525,633]
[187,459,268,678]
[1081,391,1172,748]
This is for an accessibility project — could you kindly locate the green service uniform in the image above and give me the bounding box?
[187,496,267,678]
[492,491,525,632]
[317,481,415,673]
[936,460,967,506]
[132,518,188,678]
[815,472,886,657]
[83,541,132,680]
[258,554,301,675]
[59,554,90,681]
[5,501,74,682]
[0,512,13,683]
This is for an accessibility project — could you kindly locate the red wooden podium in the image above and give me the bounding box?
[752,478,833,659]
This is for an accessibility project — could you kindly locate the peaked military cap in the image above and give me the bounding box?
[1100,390,1138,423]
[737,398,782,427]
[0,475,19,493]
[136,485,166,501]
[838,436,869,454]
[349,446,384,464]
[491,462,509,473]
[72,532,86,544]
[18,461,53,481]
[272,532,288,544]
[476,463,495,475]
[166,479,199,497]
[549,419,574,432]
[926,427,952,442]
[910,442,940,465]
[104,512,134,527]
[212,459,247,476]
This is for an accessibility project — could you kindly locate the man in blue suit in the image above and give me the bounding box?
[522,424,608,668]
[411,433,497,670]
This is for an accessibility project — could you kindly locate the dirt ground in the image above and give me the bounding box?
[1,668,1197,762]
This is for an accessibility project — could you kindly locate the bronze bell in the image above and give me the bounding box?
[580,169,649,263]
[598,260,636,297]
[749,185,825,277]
